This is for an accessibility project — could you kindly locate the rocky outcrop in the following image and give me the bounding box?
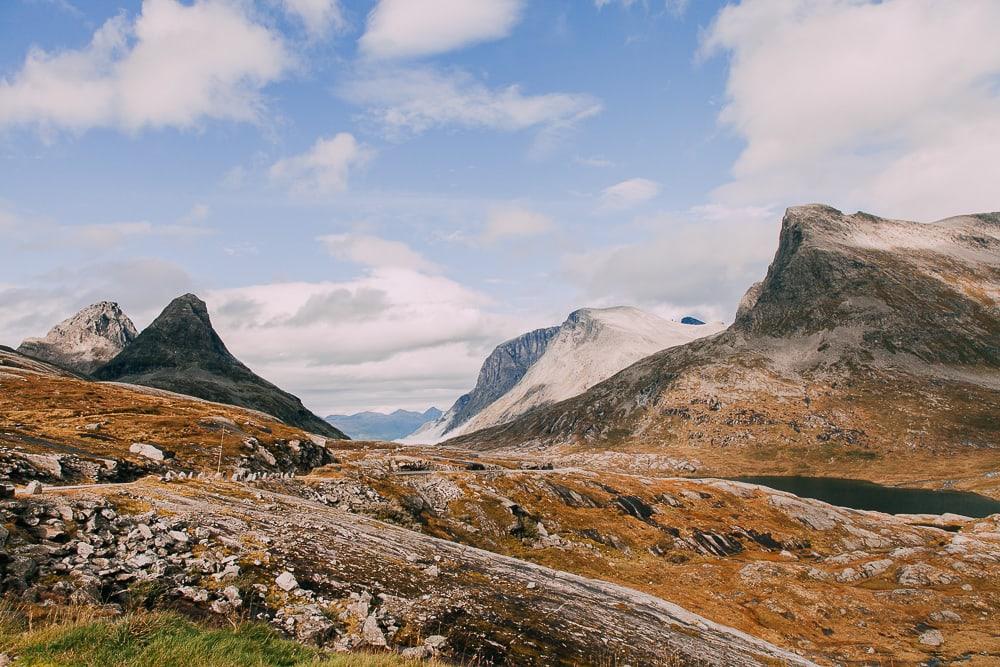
[18,302,137,374]
[0,484,816,666]
[93,294,345,439]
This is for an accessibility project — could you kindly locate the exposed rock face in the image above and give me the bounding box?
[734,281,763,322]
[450,325,560,427]
[93,294,345,439]
[18,302,137,374]
[734,205,1000,365]
[403,325,559,442]
[450,205,1000,456]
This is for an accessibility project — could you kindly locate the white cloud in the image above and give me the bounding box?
[269,133,374,195]
[0,258,195,347]
[599,178,660,209]
[341,67,602,137]
[576,155,614,168]
[319,233,440,273]
[360,0,524,60]
[563,204,777,321]
[0,0,291,134]
[280,0,345,37]
[206,270,527,414]
[178,203,210,224]
[701,0,1000,220]
[595,0,689,16]
[482,205,553,243]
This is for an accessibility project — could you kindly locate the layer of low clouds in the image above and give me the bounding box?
[702,0,1000,221]
[269,133,374,196]
[319,233,440,273]
[0,0,291,134]
[2,206,212,252]
[359,0,524,60]
[599,178,661,210]
[204,234,534,413]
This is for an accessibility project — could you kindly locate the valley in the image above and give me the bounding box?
[1,204,997,666]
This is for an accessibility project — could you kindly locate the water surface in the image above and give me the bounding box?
[732,475,1000,517]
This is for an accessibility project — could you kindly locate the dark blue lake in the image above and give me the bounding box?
[732,475,1000,518]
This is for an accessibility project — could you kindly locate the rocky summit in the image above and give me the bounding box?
[17,301,137,375]
[93,294,344,439]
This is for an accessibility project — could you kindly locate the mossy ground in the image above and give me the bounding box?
[0,604,441,667]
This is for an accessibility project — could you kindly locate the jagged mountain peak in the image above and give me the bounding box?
[405,306,723,444]
[18,300,138,375]
[94,293,344,439]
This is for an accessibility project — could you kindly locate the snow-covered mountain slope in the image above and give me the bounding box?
[18,301,138,375]
[457,307,724,436]
[400,325,559,444]
[402,307,722,443]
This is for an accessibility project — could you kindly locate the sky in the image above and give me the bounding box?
[1,0,998,415]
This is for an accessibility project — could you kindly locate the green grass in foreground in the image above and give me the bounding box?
[0,606,439,667]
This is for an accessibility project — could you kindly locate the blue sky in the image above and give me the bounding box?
[2,0,998,413]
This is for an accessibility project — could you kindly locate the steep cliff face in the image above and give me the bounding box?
[449,326,560,428]
[449,205,1000,466]
[402,326,559,443]
[94,294,345,439]
[734,205,1000,366]
[18,301,138,374]
[457,307,724,435]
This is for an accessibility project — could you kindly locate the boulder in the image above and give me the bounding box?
[129,443,165,462]
[275,571,299,592]
[361,614,386,647]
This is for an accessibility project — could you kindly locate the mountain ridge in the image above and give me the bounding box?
[18,301,138,374]
[446,205,1000,468]
[326,407,442,441]
[406,306,723,443]
[93,293,345,439]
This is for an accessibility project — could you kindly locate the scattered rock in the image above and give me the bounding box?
[276,571,299,592]
[919,629,943,647]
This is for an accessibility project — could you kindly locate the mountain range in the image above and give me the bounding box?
[449,205,1000,478]
[18,294,344,439]
[405,307,722,443]
[326,407,442,441]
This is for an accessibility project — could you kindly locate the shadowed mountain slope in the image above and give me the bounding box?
[94,294,345,439]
